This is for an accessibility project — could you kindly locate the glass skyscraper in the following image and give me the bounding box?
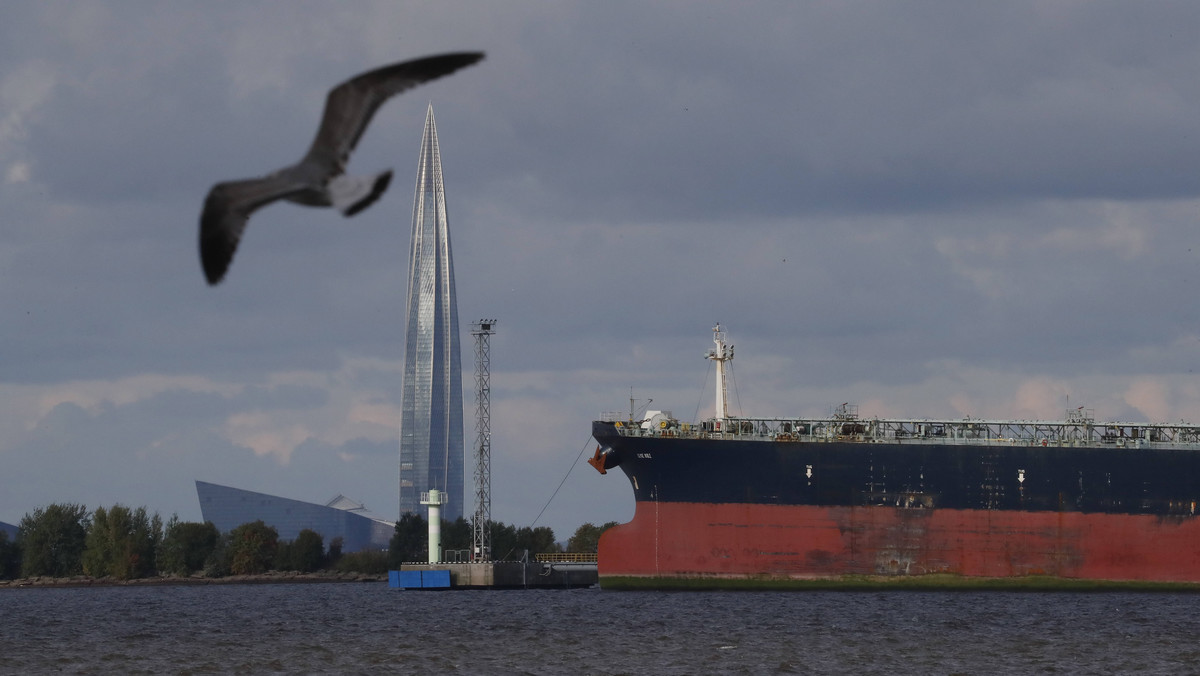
[399,103,464,520]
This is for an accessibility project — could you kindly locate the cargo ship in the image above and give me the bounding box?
[590,325,1200,588]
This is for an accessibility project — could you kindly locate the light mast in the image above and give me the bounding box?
[706,323,733,422]
[470,319,495,561]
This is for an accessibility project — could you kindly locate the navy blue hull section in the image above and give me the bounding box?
[593,421,1200,517]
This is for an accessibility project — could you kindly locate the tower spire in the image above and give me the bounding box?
[399,103,464,520]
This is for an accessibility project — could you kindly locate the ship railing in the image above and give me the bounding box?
[535,552,598,563]
[604,415,1200,448]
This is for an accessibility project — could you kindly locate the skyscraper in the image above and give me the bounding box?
[399,103,464,520]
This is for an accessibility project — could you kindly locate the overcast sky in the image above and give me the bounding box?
[4,1,1200,540]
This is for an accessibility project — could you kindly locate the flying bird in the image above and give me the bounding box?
[198,51,484,285]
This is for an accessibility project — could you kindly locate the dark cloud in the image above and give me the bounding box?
[4,2,1200,539]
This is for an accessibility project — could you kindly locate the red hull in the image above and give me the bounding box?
[599,501,1200,583]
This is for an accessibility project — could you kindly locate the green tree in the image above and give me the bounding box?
[388,513,426,567]
[332,549,389,574]
[292,529,324,572]
[489,520,519,560]
[203,532,233,578]
[18,503,89,578]
[82,507,115,578]
[519,526,559,555]
[441,517,471,552]
[157,517,219,576]
[0,530,21,579]
[567,521,620,553]
[325,536,344,568]
[489,521,558,560]
[83,505,162,580]
[228,520,278,574]
[276,529,324,572]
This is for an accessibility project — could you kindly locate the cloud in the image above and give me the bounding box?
[5,1,1200,541]
[1012,377,1072,419]
[0,58,56,187]
[1123,379,1171,423]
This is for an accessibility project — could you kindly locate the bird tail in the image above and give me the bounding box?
[331,170,394,216]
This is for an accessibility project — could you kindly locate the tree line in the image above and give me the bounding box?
[0,503,338,580]
[387,514,620,565]
[0,502,620,581]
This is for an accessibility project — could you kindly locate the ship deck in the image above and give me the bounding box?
[598,407,1200,450]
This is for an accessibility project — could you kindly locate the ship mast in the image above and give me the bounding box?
[706,324,733,420]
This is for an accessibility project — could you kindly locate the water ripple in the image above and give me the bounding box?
[5,585,1200,674]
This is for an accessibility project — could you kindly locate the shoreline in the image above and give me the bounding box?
[0,570,387,589]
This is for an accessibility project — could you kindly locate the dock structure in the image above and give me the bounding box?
[390,557,597,589]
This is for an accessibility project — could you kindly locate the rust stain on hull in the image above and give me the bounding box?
[599,502,1200,582]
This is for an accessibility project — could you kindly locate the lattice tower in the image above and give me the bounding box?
[470,320,496,560]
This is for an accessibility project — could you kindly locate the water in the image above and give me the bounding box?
[4,583,1200,674]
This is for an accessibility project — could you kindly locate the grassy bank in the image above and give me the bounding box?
[0,570,386,589]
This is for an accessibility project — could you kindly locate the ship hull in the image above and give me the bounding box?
[600,501,1200,587]
[593,421,1200,588]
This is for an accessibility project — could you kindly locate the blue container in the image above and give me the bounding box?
[422,570,451,588]
[389,569,451,589]
[388,570,425,589]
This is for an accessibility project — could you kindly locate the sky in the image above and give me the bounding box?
[4,1,1200,541]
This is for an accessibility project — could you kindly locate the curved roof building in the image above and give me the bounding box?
[195,481,393,552]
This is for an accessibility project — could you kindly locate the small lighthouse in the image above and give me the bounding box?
[420,490,444,563]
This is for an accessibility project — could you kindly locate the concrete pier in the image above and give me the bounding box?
[391,561,596,589]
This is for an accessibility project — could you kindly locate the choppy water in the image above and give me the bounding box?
[4,583,1200,674]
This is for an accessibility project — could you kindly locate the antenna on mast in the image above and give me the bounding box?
[627,387,652,422]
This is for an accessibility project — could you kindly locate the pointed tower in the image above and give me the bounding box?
[399,103,464,521]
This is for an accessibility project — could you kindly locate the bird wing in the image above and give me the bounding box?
[300,52,484,172]
[198,175,309,285]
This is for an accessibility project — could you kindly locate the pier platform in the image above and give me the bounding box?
[391,558,597,589]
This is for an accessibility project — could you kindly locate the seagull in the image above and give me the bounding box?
[198,51,484,285]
